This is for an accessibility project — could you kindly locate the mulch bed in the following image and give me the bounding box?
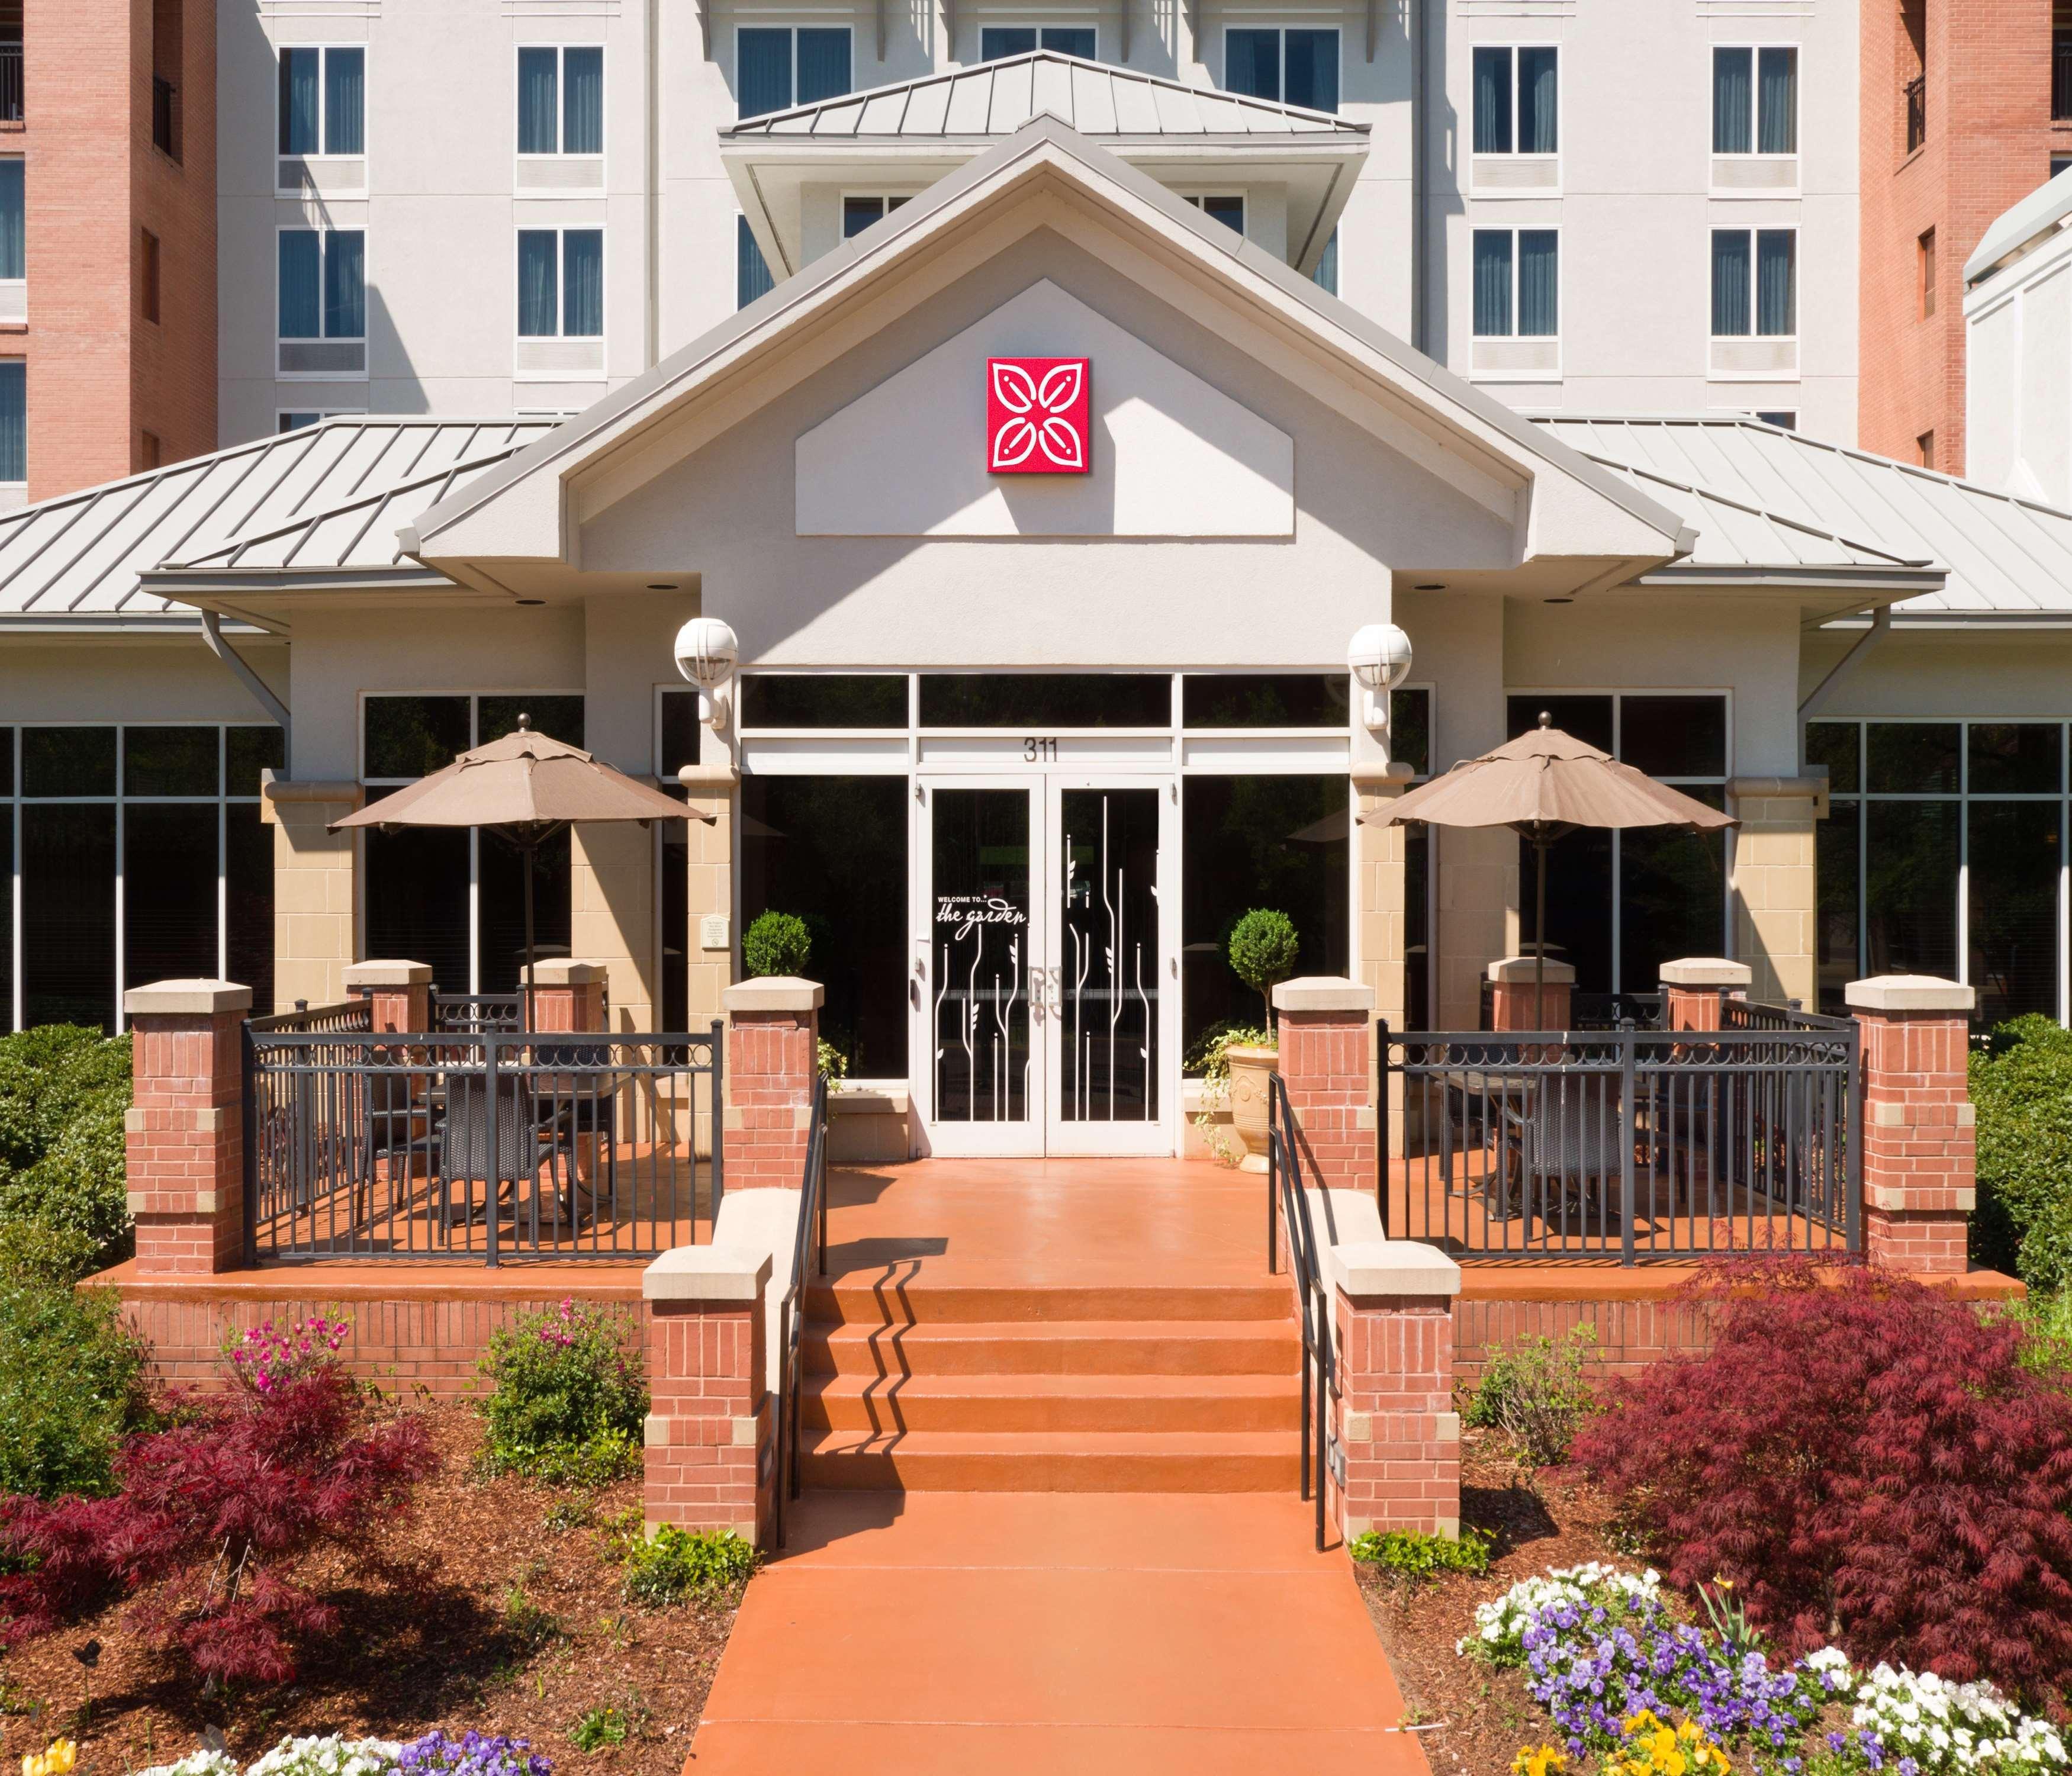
[1357,1426,1627,1775]
[0,1404,739,1776]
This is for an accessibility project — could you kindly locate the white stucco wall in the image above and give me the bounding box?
[0,638,289,726]
[1965,231,2072,507]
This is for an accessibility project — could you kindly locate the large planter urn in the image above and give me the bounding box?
[1223,1042,1279,1173]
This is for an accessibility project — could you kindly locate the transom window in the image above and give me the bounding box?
[1224,28,1339,113]
[1711,228,1796,337]
[1472,45,1557,155]
[518,229,603,337]
[981,26,1095,59]
[1712,46,1797,155]
[736,27,851,120]
[841,194,909,239]
[517,46,603,156]
[1473,228,1558,337]
[277,46,364,156]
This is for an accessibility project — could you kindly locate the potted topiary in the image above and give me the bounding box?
[1221,908,1299,1173]
[742,908,811,979]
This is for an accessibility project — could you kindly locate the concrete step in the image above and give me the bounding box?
[802,1318,1302,1379]
[804,1279,1295,1326]
[800,1427,1304,1493]
[800,1370,1303,1434]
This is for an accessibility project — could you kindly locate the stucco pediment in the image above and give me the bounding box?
[794,279,1294,538]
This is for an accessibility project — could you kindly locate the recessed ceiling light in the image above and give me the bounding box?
[515,597,546,607]
[1413,582,1446,591]
[1544,596,1575,605]
[646,582,678,591]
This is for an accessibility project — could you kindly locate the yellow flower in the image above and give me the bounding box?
[1511,1745,1568,1776]
[24,1742,78,1776]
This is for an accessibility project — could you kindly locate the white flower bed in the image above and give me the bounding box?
[140,1740,401,1776]
[1849,1664,2068,1775]
[1456,1560,1662,1662]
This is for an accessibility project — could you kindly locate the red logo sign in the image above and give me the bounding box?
[987,358,1091,474]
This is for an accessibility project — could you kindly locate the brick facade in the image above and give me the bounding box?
[1488,957,1573,1032]
[1849,976,1977,1274]
[1335,1286,1460,1539]
[643,1254,773,1545]
[720,977,821,1189]
[1270,977,1375,1196]
[123,980,250,1275]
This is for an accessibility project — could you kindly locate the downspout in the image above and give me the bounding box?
[201,609,292,757]
[1797,604,1893,747]
[1410,0,1426,353]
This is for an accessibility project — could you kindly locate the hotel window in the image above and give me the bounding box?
[1711,228,1795,337]
[1224,28,1339,113]
[517,46,603,156]
[1472,228,1558,336]
[1507,695,1729,999]
[1919,227,1936,318]
[736,217,775,308]
[277,46,365,156]
[277,227,365,368]
[1312,227,1339,297]
[362,697,583,998]
[153,0,184,160]
[1711,47,1796,155]
[1810,720,2067,1028]
[1181,193,1245,234]
[1756,410,1797,429]
[0,723,282,1032]
[0,159,22,285]
[141,229,160,325]
[841,194,909,239]
[0,361,25,485]
[517,229,603,338]
[980,27,1096,59]
[736,27,851,120]
[1472,46,1557,155]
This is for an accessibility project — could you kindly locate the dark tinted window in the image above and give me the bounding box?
[22,727,117,797]
[478,695,583,749]
[0,726,13,794]
[1968,723,2062,796]
[1620,696,1726,778]
[124,726,219,797]
[365,826,471,992]
[227,726,287,798]
[479,828,572,992]
[919,674,1171,728]
[1507,694,1612,755]
[1866,721,1960,794]
[365,696,470,778]
[742,674,908,729]
[227,803,276,1012]
[23,804,115,1028]
[1182,674,1348,728]
[124,805,220,989]
[1805,720,1859,793]
[1391,687,1431,777]
[659,690,703,779]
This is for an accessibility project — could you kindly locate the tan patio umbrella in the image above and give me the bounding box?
[331,716,690,1029]
[1380,713,1739,1027]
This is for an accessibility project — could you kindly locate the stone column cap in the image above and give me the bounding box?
[724,976,825,1013]
[643,1245,773,1302]
[124,979,254,1016]
[342,960,433,989]
[521,958,610,986]
[1658,957,1753,987]
[1845,975,1976,1014]
[1272,976,1375,1014]
[1335,1239,1462,1299]
[1488,955,1576,985]
[260,771,363,807]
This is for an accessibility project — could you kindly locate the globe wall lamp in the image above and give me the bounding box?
[1348,622,1414,734]
[673,616,739,733]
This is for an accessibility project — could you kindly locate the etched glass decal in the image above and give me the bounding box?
[1059,788,1159,1122]
[931,789,1033,1122]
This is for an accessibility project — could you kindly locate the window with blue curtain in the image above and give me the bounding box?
[517,230,558,335]
[1757,47,1797,153]
[736,28,792,119]
[278,230,321,338]
[737,216,774,309]
[1710,230,1752,335]
[1312,228,1339,297]
[1517,47,1556,152]
[1712,48,1752,153]
[1756,229,1796,334]
[324,48,364,155]
[0,160,23,282]
[278,48,320,154]
[1225,29,1279,101]
[562,229,603,335]
[1518,229,1558,334]
[1472,48,1511,153]
[1285,30,1337,111]
[0,361,25,484]
[797,28,851,104]
[1042,27,1095,56]
[982,27,1038,58]
[323,230,364,339]
[1472,230,1513,336]
[517,47,559,152]
[564,48,603,153]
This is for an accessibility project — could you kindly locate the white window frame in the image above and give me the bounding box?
[275,408,359,433]
[1180,191,1248,235]
[1470,46,1559,147]
[514,43,606,172]
[838,191,912,239]
[0,359,22,489]
[515,225,606,341]
[1219,26,1341,111]
[1710,42,1800,198]
[1470,224,1561,339]
[733,26,854,119]
[977,24,1101,59]
[1710,225,1798,341]
[275,224,367,381]
[274,42,370,195]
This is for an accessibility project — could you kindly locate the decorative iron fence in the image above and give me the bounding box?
[1381,1006,1860,1263]
[430,991,523,1034]
[243,1021,723,1263]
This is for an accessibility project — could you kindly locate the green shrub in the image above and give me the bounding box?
[816,1037,847,1085]
[1227,909,1299,1028]
[1997,1287,2072,1381]
[1970,1015,2072,1290]
[742,910,812,979]
[570,1707,629,1752]
[0,1272,152,1498]
[1349,1524,1492,1586]
[1463,1325,1599,1467]
[0,1025,134,1270]
[478,1299,647,1483]
[620,1524,758,1607]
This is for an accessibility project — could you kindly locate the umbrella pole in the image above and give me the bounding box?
[1534,833,1548,1032]
[522,835,536,1036]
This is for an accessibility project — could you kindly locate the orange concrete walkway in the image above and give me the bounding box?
[686,1491,1429,1775]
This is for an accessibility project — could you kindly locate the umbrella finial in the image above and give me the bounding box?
[1537,709,1552,729]
[517,712,530,732]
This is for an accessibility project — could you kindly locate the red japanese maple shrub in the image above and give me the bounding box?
[0,1365,432,1684]
[1572,1257,2072,1696]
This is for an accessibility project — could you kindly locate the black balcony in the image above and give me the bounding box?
[1905,73,1926,153]
[151,74,179,159]
[0,43,21,124]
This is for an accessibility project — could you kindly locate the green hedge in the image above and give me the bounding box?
[0,1251,152,1498]
[1969,1014,2072,1291]
[0,1025,134,1272]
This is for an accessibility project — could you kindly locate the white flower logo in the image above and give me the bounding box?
[989,359,1086,471]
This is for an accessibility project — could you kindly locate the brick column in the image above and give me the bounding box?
[722,976,822,1189]
[1488,955,1572,1031]
[1659,957,1751,1031]
[124,979,253,1275]
[523,958,607,1033]
[1846,974,1977,1275]
[342,959,431,1033]
[643,1247,773,1546]
[1333,1241,1462,1540]
[1272,976,1375,1196]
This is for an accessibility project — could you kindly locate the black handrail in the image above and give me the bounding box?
[773,1069,830,1549]
[1267,1072,1334,1555]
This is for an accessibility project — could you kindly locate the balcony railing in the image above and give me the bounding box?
[0,44,21,124]
[151,75,179,159]
[1905,74,1926,153]
[2056,35,2072,121]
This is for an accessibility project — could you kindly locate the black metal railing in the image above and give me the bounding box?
[151,75,179,159]
[774,1069,830,1549]
[1906,73,1928,150]
[0,44,22,124]
[2054,36,2072,121]
[430,991,524,1034]
[1379,1005,1859,1264]
[1266,1073,1334,1555]
[243,1022,723,1264]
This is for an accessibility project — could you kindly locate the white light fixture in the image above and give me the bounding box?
[673,616,740,732]
[1347,622,1414,732]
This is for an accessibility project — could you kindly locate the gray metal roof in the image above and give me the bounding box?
[1967,165,2072,284]
[0,417,554,619]
[1537,414,2072,616]
[722,50,1368,141]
